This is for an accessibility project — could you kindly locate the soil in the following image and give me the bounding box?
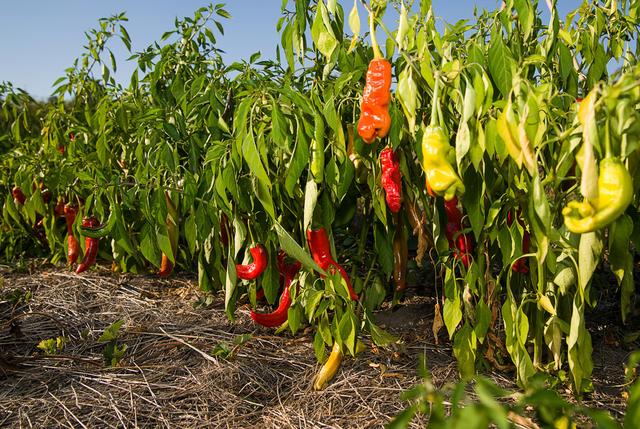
[0,263,635,428]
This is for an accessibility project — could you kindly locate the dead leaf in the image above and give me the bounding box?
[432,301,444,345]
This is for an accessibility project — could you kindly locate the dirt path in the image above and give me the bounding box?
[0,266,631,428]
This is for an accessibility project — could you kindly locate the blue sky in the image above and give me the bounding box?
[0,1,580,98]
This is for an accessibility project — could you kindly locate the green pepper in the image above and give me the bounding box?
[562,157,633,233]
[310,112,325,183]
[421,126,465,201]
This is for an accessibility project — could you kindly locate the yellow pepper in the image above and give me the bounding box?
[313,342,343,390]
[562,158,633,234]
[421,126,465,201]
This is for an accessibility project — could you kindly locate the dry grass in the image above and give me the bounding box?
[0,264,631,428]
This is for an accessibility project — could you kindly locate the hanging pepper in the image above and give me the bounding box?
[54,198,66,217]
[443,198,472,268]
[562,157,634,233]
[159,191,179,278]
[392,217,408,293]
[313,342,343,390]
[236,244,268,280]
[310,112,325,183]
[250,253,301,328]
[12,186,25,205]
[507,210,530,274]
[64,204,79,266]
[357,58,392,144]
[380,147,402,213]
[306,228,358,301]
[422,126,465,201]
[76,217,100,274]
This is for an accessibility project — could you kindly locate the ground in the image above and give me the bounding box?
[0,264,632,428]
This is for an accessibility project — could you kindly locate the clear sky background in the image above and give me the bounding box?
[0,1,581,99]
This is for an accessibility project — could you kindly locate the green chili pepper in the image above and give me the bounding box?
[311,112,325,183]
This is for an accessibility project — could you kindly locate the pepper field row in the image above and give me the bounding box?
[1,1,640,393]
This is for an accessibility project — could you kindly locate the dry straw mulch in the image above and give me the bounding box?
[0,265,630,428]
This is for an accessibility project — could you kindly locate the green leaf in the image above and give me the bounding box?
[609,215,634,321]
[443,268,462,338]
[488,37,514,98]
[99,319,124,342]
[274,221,323,274]
[347,0,360,52]
[288,305,303,334]
[242,133,271,189]
[578,232,602,296]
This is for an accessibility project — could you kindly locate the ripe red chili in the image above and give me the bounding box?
[76,217,100,274]
[443,198,472,268]
[12,186,25,205]
[54,199,66,217]
[357,59,392,144]
[236,244,268,280]
[380,147,402,213]
[64,204,80,265]
[306,228,358,301]
[250,253,301,328]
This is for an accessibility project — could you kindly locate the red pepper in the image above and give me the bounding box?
[443,198,472,268]
[64,205,79,265]
[380,147,402,213]
[306,228,358,301]
[76,217,100,274]
[33,217,48,246]
[250,253,301,328]
[12,186,25,205]
[236,244,268,280]
[54,198,66,217]
[256,251,302,301]
[507,210,530,274]
[357,59,392,144]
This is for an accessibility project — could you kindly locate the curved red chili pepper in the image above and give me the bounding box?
[76,217,100,274]
[250,259,301,328]
[236,244,268,280]
[306,228,358,301]
[380,147,402,213]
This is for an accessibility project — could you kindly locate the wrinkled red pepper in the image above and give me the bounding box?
[236,244,268,280]
[76,216,100,273]
[306,228,358,301]
[507,210,530,274]
[443,198,473,268]
[380,147,402,213]
[357,59,392,144]
[250,252,301,328]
